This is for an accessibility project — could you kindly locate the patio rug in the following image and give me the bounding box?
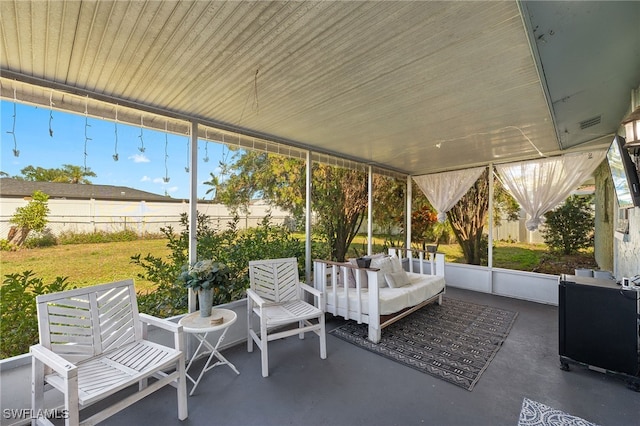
[518,398,600,426]
[329,297,518,391]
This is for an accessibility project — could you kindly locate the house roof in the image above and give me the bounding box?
[0,1,638,176]
[0,178,180,202]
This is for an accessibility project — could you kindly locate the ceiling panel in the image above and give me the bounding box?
[1,1,638,176]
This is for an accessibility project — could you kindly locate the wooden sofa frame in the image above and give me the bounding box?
[313,248,445,343]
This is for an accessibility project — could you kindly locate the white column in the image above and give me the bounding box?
[305,151,312,284]
[488,164,494,291]
[188,121,198,313]
[406,176,412,250]
[367,166,373,256]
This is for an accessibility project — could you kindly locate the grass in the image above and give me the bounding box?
[0,237,584,293]
[1,239,170,292]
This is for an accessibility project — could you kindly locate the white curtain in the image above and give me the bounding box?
[495,150,606,231]
[413,167,486,222]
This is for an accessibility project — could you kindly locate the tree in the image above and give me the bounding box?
[17,164,96,184]
[212,151,384,261]
[542,195,594,255]
[446,169,490,265]
[8,190,50,246]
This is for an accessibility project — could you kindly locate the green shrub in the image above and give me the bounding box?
[24,230,58,248]
[0,239,16,251]
[542,195,594,255]
[1,271,70,359]
[57,229,139,244]
[133,213,305,317]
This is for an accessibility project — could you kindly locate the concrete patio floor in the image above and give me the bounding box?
[89,287,638,426]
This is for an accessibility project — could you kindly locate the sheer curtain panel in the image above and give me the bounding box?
[413,167,486,222]
[495,151,606,231]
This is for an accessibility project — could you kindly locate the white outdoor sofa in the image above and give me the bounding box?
[313,248,445,343]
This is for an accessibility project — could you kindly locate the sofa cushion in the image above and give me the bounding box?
[385,271,411,288]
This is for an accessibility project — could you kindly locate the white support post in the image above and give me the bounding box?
[367,165,373,256]
[488,164,494,291]
[188,121,198,313]
[305,151,312,284]
[406,176,412,250]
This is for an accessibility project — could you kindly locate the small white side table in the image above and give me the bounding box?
[178,308,240,396]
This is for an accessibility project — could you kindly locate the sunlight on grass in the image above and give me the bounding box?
[1,240,170,292]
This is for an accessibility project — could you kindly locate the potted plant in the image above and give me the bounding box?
[176,259,231,317]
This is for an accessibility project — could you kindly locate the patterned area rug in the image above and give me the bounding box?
[518,398,599,426]
[330,297,518,391]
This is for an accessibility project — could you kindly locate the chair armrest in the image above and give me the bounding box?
[139,313,185,351]
[139,313,183,334]
[300,283,322,298]
[246,289,266,307]
[30,344,78,379]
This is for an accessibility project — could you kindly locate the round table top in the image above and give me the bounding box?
[178,308,237,333]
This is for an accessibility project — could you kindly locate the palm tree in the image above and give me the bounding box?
[60,164,96,184]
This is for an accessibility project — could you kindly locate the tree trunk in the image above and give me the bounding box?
[446,169,490,265]
[8,226,30,246]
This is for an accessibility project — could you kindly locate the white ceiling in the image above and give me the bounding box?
[1,1,638,176]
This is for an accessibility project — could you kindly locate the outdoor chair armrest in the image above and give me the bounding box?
[139,313,184,349]
[246,288,266,307]
[30,344,78,379]
[139,313,183,334]
[300,282,322,298]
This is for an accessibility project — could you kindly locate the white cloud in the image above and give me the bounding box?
[140,176,151,182]
[128,154,150,163]
[153,177,164,184]
[166,186,179,193]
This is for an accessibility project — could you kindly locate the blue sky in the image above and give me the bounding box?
[1,101,234,199]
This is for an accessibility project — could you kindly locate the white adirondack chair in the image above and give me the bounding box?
[247,257,326,377]
[31,279,188,426]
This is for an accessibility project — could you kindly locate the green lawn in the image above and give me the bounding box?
[0,237,569,293]
[1,239,170,292]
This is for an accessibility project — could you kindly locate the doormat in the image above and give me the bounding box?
[330,297,518,391]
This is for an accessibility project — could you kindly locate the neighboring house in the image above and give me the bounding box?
[0,178,289,238]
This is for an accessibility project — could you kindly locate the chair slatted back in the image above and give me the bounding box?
[36,279,141,364]
[249,258,300,303]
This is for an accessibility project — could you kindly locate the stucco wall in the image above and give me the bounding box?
[594,161,614,271]
[614,206,640,279]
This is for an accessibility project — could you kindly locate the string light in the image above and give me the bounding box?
[84,96,92,172]
[7,89,19,157]
[203,129,209,162]
[113,107,119,161]
[49,91,54,137]
[138,116,145,153]
[185,128,190,173]
[164,122,170,183]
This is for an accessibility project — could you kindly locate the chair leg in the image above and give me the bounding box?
[319,314,327,360]
[260,320,269,377]
[247,300,254,353]
[31,358,44,426]
[64,375,80,426]
[298,320,304,339]
[177,356,188,420]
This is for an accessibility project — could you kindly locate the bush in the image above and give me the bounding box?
[0,239,16,251]
[542,195,594,255]
[57,229,139,244]
[24,229,58,248]
[1,271,70,359]
[133,213,305,317]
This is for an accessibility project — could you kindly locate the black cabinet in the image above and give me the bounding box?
[559,275,640,388]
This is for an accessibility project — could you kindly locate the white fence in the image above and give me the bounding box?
[0,198,292,238]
